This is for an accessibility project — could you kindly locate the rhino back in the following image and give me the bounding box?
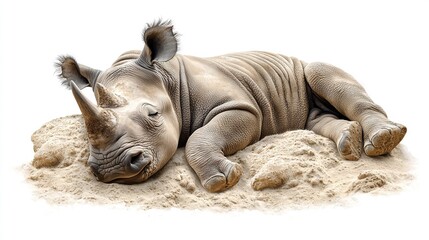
[170,52,310,139]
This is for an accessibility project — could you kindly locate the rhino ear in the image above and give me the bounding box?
[55,56,101,89]
[137,20,178,67]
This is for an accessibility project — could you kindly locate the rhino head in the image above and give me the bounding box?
[57,21,180,183]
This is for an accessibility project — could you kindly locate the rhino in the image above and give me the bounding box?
[57,20,406,192]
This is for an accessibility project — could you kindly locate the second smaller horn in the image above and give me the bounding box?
[95,83,128,108]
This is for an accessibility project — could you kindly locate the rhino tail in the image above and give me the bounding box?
[55,55,101,90]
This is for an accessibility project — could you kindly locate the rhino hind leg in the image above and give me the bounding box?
[306,109,362,160]
[304,62,406,157]
[362,120,406,156]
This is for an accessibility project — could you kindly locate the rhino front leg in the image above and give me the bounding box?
[185,110,260,192]
[305,62,407,157]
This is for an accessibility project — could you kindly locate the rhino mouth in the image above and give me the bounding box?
[112,157,158,184]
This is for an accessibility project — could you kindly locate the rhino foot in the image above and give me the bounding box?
[364,121,407,157]
[337,121,362,161]
[202,162,242,193]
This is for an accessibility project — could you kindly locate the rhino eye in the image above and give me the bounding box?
[145,104,159,117]
[148,111,159,117]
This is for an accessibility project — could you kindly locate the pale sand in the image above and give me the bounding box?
[24,115,414,210]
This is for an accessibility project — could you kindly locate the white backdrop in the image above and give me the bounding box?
[1,0,428,239]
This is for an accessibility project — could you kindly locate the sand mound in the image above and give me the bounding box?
[24,115,413,210]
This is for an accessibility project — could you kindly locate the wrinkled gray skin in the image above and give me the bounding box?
[57,20,406,192]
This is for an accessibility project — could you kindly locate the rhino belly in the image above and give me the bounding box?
[214,52,310,137]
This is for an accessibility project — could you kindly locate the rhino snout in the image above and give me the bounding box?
[88,150,152,182]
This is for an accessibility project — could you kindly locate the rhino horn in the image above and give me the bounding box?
[70,81,118,143]
[95,83,128,108]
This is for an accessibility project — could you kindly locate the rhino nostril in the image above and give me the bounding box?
[130,153,142,165]
[127,151,151,172]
